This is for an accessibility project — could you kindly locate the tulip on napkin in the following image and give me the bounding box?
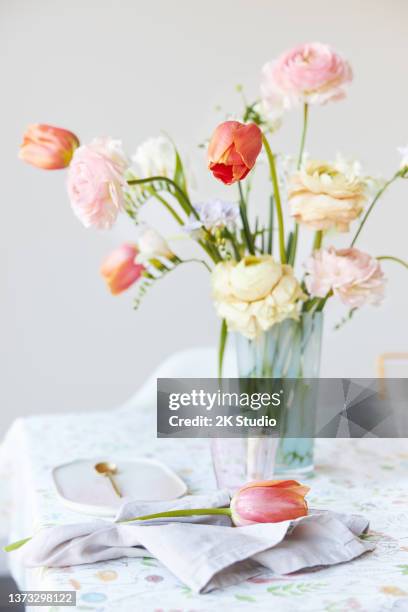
[6,482,374,594]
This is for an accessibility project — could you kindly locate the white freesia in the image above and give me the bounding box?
[132,136,175,177]
[104,139,130,168]
[136,226,176,262]
[253,100,283,133]
[212,256,305,339]
[398,145,408,171]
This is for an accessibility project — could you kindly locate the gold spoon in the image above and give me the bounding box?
[94,462,122,498]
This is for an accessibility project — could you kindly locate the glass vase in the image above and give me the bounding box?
[236,312,323,475]
[211,437,279,493]
[211,312,323,489]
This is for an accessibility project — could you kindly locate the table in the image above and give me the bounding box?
[1,403,408,612]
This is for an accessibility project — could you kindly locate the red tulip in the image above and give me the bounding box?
[208,121,262,185]
[19,124,79,170]
[230,479,309,526]
[100,244,145,295]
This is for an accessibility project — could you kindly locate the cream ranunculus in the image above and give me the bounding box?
[212,256,304,339]
[288,160,368,232]
[229,255,283,301]
[212,260,235,301]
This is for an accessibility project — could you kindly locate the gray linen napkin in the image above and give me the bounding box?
[16,491,375,593]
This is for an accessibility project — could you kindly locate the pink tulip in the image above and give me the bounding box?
[100,244,145,295]
[4,477,311,553]
[19,124,79,170]
[208,121,262,185]
[230,480,310,526]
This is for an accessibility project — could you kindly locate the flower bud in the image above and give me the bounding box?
[100,244,145,295]
[137,227,176,262]
[19,124,79,170]
[208,121,262,185]
[230,480,309,526]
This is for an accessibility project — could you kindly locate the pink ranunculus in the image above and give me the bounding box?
[100,243,145,295]
[305,247,386,308]
[19,124,79,170]
[261,42,352,112]
[230,480,309,527]
[67,138,129,229]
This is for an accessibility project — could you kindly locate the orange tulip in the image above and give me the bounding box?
[230,479,309,526]
[100,244,145,295]
[208,121,262,185]
[19,124,79,170]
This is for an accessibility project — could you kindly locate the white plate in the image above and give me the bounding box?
[52,458,187,517]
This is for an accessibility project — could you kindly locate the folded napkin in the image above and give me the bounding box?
[17,491,375,593]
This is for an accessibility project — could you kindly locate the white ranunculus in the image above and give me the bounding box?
[132,136,175,178]
[136,226,175,261]
[212,261,235,301]
[211,256,304,339]
[229,256,282,302]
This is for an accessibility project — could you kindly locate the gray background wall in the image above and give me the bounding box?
[1,0,407,435]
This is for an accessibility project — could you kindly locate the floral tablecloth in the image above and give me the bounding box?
[1,404,408,612]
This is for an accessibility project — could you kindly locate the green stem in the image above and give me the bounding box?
[297,103,309,169]
[262,134,286,264]
[350,174,400,247]
[313,230,323,251]
[3,508,233,553]
[199,239,222,263]
[118,507,232,523]
[238,182,255,255]
[128,176,223,264]
[290,104,309,266]
[127,176,196,218]
[315,290,333,312]
[218,319,228,380]
[267,195,274,255]
[377,255,408,270]
[179,258,212,273]
[151,191,184,225]
[224,228,241,261]
[302,297,320,313]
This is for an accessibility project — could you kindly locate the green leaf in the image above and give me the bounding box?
[173,146,188,194]
[218,319,228,380]
[235,594,257,602]
[334,307,357,331]
[286,231,294,263]
[3,536,32,552]
[141,556,157,567]
[267,582,325,596]
[238,182,255,255]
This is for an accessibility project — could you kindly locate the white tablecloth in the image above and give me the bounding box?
[1,403,408,612]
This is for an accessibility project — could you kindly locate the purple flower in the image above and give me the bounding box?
[185,199,239,234]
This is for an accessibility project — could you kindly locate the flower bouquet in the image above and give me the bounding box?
[20,42,407,482]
